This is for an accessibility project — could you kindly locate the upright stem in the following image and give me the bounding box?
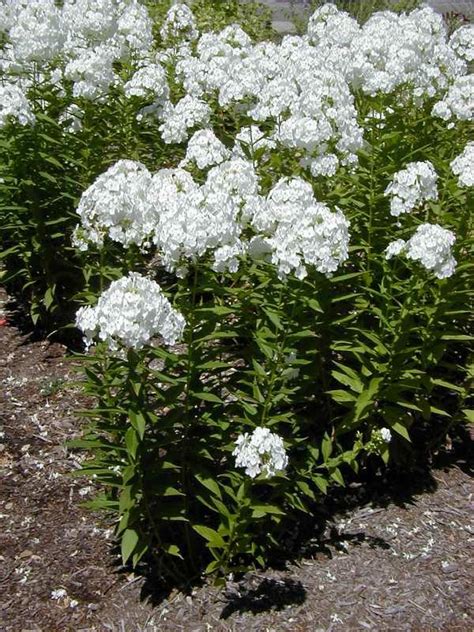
[181,265,199,569]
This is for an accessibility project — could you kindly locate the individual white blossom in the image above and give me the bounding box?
[180,129,230,169]
[450,142,474,188]
[160,2,198,43]
[385,224,456,279]
[380,428,392,443]
[233,427,288,479]
[76,273,186,351]
[0,83,35,128]
[384,162,438,217]
[74,160,153,249]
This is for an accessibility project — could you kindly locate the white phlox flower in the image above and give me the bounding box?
[450,24,474,63]
[0,0,154,95]
[180,129,230,169]
[384,239,406,260]
[158,95,211,144]
[7,0,64,64]
[432,75,474,123]
[124,63,169,102]
[450,142,474,188]
[0,83,35,128]
[385,223,456,279]
[160,2,198,42]
[384,161,438,217]
[347,7,463,99]
[75,273,186,351]
[248,178,350,279]
[74,160,153,249]
[307,4,360,50]
[232,125,276,159]
[150,159,257,274]
[64,44,120,100]
[233,427,288,479]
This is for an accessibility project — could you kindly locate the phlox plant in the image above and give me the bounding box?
[1,1,473,583]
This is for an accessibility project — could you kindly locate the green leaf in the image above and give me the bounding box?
[124,427,138,460]
[390,421,411,442]
[251,504,285,518]
[192,525,225,548]
[205,559,222,574]
[264,308,283,330]
[313,476,328,494]
[321,433,332,461]
[121,528,139,564]
[194,391,224,404]
[195,472,223,500]
[164,543,183,559]
[129,411,146,439]
[132,539,149,567]
[327,389,356,403]
[329,467,345,486]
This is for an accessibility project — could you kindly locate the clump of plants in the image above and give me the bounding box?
[0,1,472,582]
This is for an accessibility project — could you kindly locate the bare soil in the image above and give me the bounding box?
[1,290,473,631]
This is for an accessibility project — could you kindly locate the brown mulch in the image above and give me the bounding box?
[1,290,473,632]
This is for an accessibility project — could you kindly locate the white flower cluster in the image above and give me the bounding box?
[150,158,256,274]
[385,223,456,279]
[124,63,169,102]
[0,0,154,100]
[158,96,211,145]
[75,273,185,351]
[75,159,350,280]
[160,2,198,43]
[449,24,474,63]
[450,142,474,188]
[248,178,350,279]
[432,75,474,123]
[180,129,230,169]
[345,7,464,99]
[384,162,439,217]
[0,83,35,128]
[233,427,288,479]
[73,160,153,249]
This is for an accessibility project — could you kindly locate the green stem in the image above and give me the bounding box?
[181,265,200,570]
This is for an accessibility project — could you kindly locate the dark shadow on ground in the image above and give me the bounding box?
[220,577,306,618]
